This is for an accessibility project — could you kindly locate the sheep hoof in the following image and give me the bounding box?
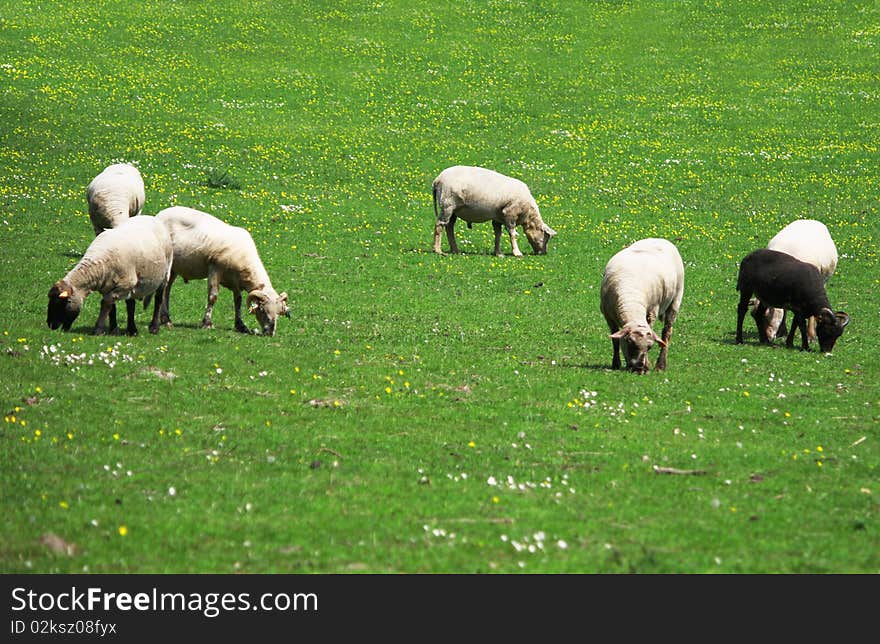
[201,321,214,329]
[235,324,251,334]
[148,325,160,335]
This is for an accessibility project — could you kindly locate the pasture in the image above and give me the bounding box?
[0,0,877,573]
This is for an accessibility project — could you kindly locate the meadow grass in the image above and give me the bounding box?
[0,0,877,573]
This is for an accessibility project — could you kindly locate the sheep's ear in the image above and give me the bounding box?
[610,328,629,339]
[651,329,667,347]
[58,290,69,299]
[818,307,835,324]
[836,311,850,328]
[543,224,557,237]
[247,290,266,314]
[279,292,291,318]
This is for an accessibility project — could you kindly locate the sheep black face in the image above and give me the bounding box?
[47,282,82,331]
[816,308,850,352]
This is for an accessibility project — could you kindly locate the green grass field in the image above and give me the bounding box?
[1,0,877,573]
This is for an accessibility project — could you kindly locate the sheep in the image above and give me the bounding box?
[86,163,145,235]
[47,215,172,335]
[154,206,290,336]
[600,238,685,373]
[85,162,146,330]
[751,219,838,342]
[736,248,849,352]
[432,165,556,257]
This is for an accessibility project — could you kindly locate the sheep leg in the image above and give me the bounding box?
[94,297,115,336]
[797,315,810,350]
[785,313,810,350]
[434,203,456,254]
[806,315,817,343]
[750,301,769,342]
[501,208,523,257]
[160,272,177,326]
[753,301,771,344]
[149,283,164,335]
[108,303,119,335]
[125,299,138,336]
[611,337,621,369]
[776,310,788,339]
[656,321,673,371]
[202,269,220,329]
[233,291,250,334]
[432,220,445,254]
[444,213,459,254]
[735,291,752,344]
[492,221,503,257]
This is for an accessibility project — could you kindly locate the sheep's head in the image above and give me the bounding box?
[763,307,785,341]
[750,300,784,342]
[47,281,83,331]
[247,288,290,336]
[816,308,849,352]
[522,214,556,255]
[610,322,666,374]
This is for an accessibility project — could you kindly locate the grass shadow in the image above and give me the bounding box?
[554,360,613,371]
[718,332,785,348]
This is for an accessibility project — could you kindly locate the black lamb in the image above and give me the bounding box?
[736,248,849,352]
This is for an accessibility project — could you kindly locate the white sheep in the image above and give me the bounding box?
[752,219,838,342]
[47,215,172,335]
[154,206,290,336]
[600,238,685,373]
[432,165,556,257]
[86,163,145,235]
[86,163,146,330]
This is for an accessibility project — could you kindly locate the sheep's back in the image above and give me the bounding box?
[601,238,684,321]
[768,219,838,279]
[434,165,533,211]
[156,206,261,281]
[86,164,145,230]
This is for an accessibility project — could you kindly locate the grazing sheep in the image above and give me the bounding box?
[432,165,556,257]
[752,219,838,342]
[47,215,172,335]
[86,163,145,235]
[736,248,849,352]
[600,238,685,373]
[85,163,146,331]
[154,206,290,336]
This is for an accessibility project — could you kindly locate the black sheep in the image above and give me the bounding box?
[736,249,849,352]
